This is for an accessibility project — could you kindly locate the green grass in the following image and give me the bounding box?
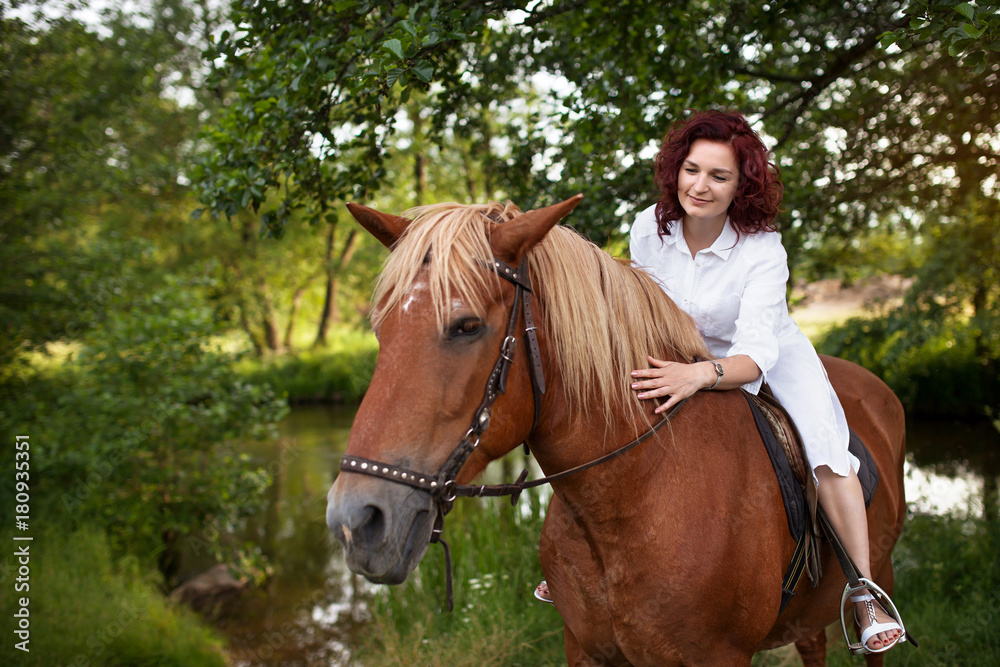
[869,512,1000,666]
[0,526,229,667]
[356,490,567,666]
[361,499,1000,666]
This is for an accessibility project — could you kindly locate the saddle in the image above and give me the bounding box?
[742,388,880,615]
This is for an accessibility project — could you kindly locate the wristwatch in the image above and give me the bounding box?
[708,361,724,390]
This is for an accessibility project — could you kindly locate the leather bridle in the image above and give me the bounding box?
[338,254,688,609]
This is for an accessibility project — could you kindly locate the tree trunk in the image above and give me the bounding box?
[314,219,338,348]
[984,473,998,524]
[413,108,426,205]
[415,152,426,205]
[314,216,362,348]
[261,283,282,353]
[462,150,477,201]
[483,125,494,197]
[239,305,265,356]
[283,286,306,351]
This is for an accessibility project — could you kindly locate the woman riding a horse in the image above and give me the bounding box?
[326,111,909,665]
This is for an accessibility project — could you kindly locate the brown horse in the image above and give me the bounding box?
[325,196,907,666]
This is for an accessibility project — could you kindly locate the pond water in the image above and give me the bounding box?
[209,405,999,666]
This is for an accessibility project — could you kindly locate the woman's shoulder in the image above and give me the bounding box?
[630,204,660,238]
[740,227,786,257]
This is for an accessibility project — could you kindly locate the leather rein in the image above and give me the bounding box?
[338,255,688,610]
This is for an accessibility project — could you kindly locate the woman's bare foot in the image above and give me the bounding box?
[854,592,902,652]
[534,580,553,604]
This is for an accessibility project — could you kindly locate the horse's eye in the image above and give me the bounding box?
[449,318,484,338]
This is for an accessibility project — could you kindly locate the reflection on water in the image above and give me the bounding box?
[904,416,1000,519]
[211,406,999,665]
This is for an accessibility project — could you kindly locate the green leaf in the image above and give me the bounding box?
[963,23,986,39]
[190,208,204,220]
[948,39,971,56]
[413,63,434,83]
[954,2,976,22]
[383,38,404,60]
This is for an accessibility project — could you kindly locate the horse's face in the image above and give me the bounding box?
[327,266,523,583]
[326,197,581,585]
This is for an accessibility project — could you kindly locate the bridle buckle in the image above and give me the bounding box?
[500,335,517,362]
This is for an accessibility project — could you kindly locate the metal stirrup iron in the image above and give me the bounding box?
[817,507,915,653]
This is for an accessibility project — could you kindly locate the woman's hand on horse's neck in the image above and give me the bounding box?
[631,355,762,413]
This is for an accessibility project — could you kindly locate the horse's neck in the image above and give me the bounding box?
[530,394,681,521]
[536,389,758,517]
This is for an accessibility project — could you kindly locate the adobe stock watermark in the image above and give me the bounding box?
[11,434,33,653]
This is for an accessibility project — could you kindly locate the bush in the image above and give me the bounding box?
[0,274,288,584]
[237,328,378,404]
[817,311,999,418]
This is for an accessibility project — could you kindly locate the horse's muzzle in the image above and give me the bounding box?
[326,476,434,584]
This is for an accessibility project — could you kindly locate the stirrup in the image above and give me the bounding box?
[839,577,907,655]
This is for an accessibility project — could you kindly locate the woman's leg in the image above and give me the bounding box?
[814,465,902,651]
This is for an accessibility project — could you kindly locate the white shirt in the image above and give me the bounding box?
[630,204,795,394]
[630,204,858,478]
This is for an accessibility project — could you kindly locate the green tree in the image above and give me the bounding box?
[0,1,290,585]
[196,0,999,383]
[0,0,216,368]
[195,1,988,234]
[880,0,1000,73]
[193,1,526,231]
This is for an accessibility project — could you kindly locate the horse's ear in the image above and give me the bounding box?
[491,194,584,263]
[346,202,412,250]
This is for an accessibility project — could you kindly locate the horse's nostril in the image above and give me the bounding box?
[355,504,386,547]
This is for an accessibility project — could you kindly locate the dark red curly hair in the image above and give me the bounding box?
[653,110,783,236]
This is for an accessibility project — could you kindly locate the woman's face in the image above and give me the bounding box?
[677,139,740,226]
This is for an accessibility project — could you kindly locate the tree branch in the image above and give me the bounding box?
[521,0,590,27]
[731,66,814,84]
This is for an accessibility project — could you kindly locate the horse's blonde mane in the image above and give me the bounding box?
[372,201,710,424]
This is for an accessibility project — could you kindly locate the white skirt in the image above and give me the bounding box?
[763,330,860,486]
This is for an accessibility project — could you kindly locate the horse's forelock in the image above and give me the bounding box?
[371,202,518,334]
